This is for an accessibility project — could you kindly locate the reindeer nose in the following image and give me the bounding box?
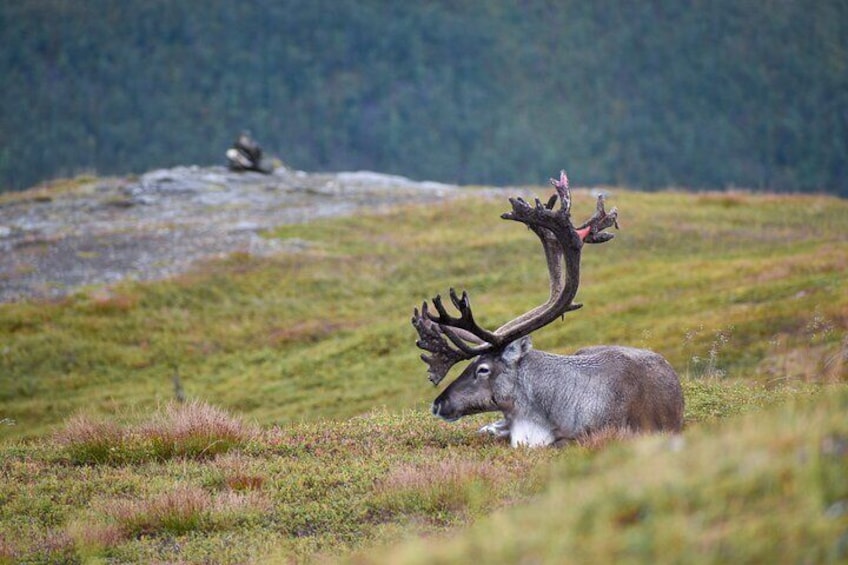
[431,402,442,417]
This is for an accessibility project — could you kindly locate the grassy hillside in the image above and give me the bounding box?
[1,188,845,441]
[1,184,846,562]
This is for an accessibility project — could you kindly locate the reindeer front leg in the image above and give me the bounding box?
[478,417,511,439]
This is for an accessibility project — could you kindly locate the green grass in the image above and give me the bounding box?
[0,185,846,562]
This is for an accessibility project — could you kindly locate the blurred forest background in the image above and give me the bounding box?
[1,0,846,195]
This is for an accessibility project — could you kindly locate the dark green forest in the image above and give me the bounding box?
[1,1,846,195]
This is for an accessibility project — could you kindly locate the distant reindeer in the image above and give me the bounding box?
[412,171,683,447]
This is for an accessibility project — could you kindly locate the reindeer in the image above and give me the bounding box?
[411,171,683,447]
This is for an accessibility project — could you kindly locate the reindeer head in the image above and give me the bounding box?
[431,336,532,421]
[413,170,619,421]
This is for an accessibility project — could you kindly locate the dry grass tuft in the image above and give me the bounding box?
[381,459,501,492]
[53,414,125,464]
[54,401,258,464]
[375,459,509,516]
[69,521,125,553]
[105,485,213,537]
[93,485,270,541]
[213,490,270,516]
[139,401,259,460]
[212,452,266,491]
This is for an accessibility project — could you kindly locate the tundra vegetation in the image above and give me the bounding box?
[0,179,846,563]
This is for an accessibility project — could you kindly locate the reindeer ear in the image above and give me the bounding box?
[502,336,533,365]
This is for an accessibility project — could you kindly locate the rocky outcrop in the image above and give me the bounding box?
[0,166,463,302]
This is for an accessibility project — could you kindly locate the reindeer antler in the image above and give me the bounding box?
[412,170,618,385]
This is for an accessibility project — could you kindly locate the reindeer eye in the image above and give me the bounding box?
[475,365,491,379]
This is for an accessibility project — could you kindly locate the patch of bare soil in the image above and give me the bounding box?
[0,166,468,302]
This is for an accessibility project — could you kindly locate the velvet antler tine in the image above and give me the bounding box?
[449,288,466,311]
[431,293,450,320]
